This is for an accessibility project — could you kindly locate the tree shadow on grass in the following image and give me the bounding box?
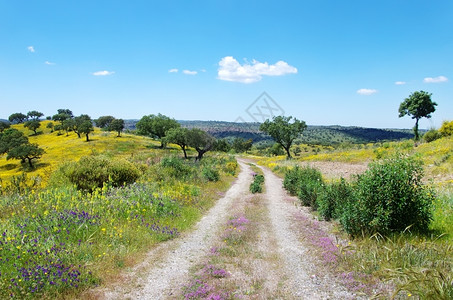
[0,163,18,171]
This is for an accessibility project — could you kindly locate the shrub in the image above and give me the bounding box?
[439,120,453,137]
[340,155,434,236]
[64,156,141,192]
[283,166,324,209]
[317,178,352,221]
[423,129,441,143]
[202,167,220,182]
[160,156,192,178]
[250,174,264,193]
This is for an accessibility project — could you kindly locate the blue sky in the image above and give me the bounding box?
[1,0,452,129]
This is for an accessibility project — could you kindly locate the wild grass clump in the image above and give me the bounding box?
[249,174,264,194]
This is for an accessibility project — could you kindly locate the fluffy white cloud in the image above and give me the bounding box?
[357,88,378,95]
[92,70,115,76]
[45,61,55,65]
[423,76,448,83]
[217,56,297,83]
[169,68,178,73]
[395,81,406,85]
[27,46,35,53]
[183,70,197,75]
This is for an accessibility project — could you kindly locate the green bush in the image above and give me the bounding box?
[439,120,453,137]
[250,174,264,193]
[340,155,434,236]
[423,129,441,143]
[283,166,324,209]
[317,178,352,221]
[64,156,141,192]
[160,156,192,178]
[202,167,220,182]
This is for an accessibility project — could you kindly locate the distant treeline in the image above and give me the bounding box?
[124,120,415,145]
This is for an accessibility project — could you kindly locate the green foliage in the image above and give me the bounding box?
[232,137,252,153]
[62,156,141,192]
[7,143,45,168]
[166,127,189,158]
[24,119,41,134]
[283,166,323,208]
[94,115,115,128]
[0,121,10,132]
[260,115,307,158]
[186,128,215,160]
[27,110,43,120]
[439,120,453,137]
[8,112,27,124]
[213,138,231,152]
[268,143,285,156]
[0,129,28,154]
[250,174,264,193]
[136,113,180,147]
[202,166,220,182]
[423,129,441,143]
[340,155,434,236]
[399,91,437,140]
[108,118,125,137]
[160,156,192,178]
[317,178,352,221]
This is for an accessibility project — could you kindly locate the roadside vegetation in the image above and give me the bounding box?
[0,113,238,298]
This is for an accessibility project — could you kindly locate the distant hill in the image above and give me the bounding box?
[125,120,415,145]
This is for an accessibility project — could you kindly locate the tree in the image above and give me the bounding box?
[0,121,10,132]
[166,127,190,159]
[46,122,54,132]
[7,143,44,168]
[260,116,307,159]
[136,113,180,148]
[57,109,73,118]
[27,110,44,120]
[62,119,75,136]
[78,120,94,141]
[24,120,41,135]
[214,139,231,152]
[186,128,215,161]
[232,137,253,153]
[52,113,71,123]
[95,115,115,129]
[399,91,437,141]
[108,118,125,137]
[0,129,29,155]
[74,115,92,138]
[8,113,28,124]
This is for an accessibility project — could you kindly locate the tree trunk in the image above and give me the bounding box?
[85,133,89,142]
[182,146,188,159]
[27,157,33,168]
[414,118,420,141]
[282,145,292,159]
[196,149,206,161]
[117,131,121,137]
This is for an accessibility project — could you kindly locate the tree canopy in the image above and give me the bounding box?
[0,122,10,132]
[186,128,215,161]
[95,116,115,129]
[8,113,28,124]
[108,118,125,137]
[24,120,41,135]
[260,116,306,159]
[166,127,190,159]
[136,113,180,148]
[27,111,44,120]
[0,128,44,168]
[399,91,437,141]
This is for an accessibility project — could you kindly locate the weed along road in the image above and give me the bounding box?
[94,158,357,299]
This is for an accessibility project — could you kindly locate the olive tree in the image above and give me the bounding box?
[136,113,180,148]
[166,127,189,159]
[399,91,437,141]
[186,128,215,161]
[109,118,125,137]
[260,116,307,159]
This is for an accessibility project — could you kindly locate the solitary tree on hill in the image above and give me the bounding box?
[399,91,437,141]
[24,120,41,135]
[27,110,44,120]
[260,116,307,159]
[186,128,215,161]
[7,143,45,168]
[109,118,125,137]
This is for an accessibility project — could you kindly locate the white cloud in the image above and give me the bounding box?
[27,46,35,53]
[92,70,115,76]
[183,70,197,75]
[169,68,178,73]
[395,81,406,85]
[45,61,55,65]
[357,88,378,95]
[423,75,448,83]
[217,56,297,83]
